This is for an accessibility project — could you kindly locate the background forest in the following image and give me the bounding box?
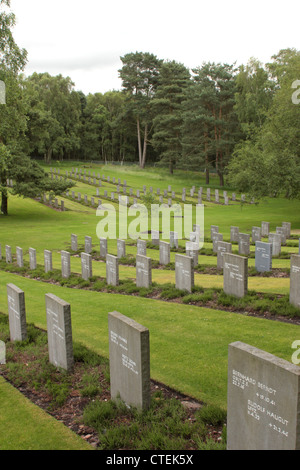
[1,0,300,203]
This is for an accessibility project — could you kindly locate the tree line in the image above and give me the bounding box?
[1,0,300,216]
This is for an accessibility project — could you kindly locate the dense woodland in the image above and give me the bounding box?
[0,0,300,215]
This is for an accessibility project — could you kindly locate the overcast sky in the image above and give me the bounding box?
[11,0,300,95]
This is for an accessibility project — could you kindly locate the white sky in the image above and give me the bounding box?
[11,0,300,95]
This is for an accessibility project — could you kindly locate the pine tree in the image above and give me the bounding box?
[151,60,191,174]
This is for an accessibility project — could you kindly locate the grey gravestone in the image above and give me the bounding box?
[186,241,198,267]
[137,239,147,256]
[81,252,92,280]
[190,229,200,247]
[276,227,286,245]
[255,241,272,273]
[217,241,232,269]
[5,245,12,263]
[44,250,53,272]
[61,250,71,278]
[252,227,261,243]
[211,225,219,240]
[117,239,126,259]
[136,255,152,288]
[238,233,250,256]
[269,233,281,256]
[289,254,300,308]
[223,253,248,298]
[45,293,74,372]
[170,231,178,249]
[108,311,150,410]
[230,226,239,243]
[100,238,108,258]
[85,236,92,254]
[227,341,300,450]
[282,222,291,238]
[206,188,211,201]
[212,232,223,253]
[7,283,27,342]
[29,248,37,270]
[106,254,119,286]
[71,234,78,252]
[151,230,160,246]
[175,254,194,293]
[159,241,170,266]
[16,246,23,267]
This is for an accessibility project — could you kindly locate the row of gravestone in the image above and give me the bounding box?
[223,251,300,310]
[50,167,249,205]
[6,281,300,450]
[3,238,300,307]
[212,221,293,258]
[1,240,194,292]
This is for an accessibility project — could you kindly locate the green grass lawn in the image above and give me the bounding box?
[0,375,92,450]
[0,162,300,449]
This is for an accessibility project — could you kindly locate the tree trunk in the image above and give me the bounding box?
[204,130,209,184]
[205,167,209,185]
[46,147,52,164]
[141,123,148,169]
[1,190,8,215]
[137,117,142,167]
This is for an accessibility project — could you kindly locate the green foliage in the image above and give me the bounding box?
[119,52,162,168]
[24,73,82,163]
[151,60,191,174]
[227,49,300,199]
